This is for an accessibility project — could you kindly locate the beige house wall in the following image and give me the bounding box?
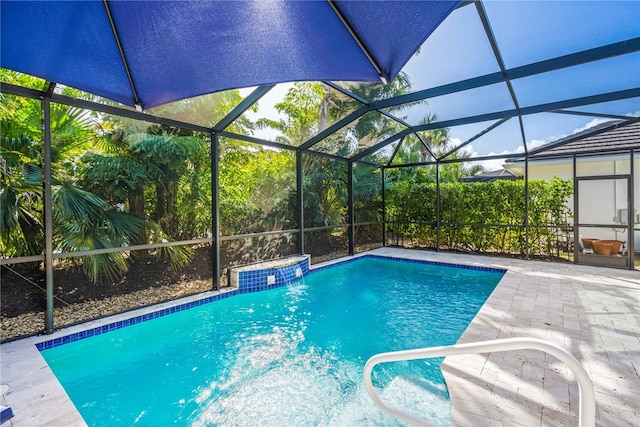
[506,153,640,251]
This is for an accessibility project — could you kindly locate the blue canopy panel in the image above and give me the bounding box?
[1,0,460,110]
[1,1,132,104]
[335,1,461,81]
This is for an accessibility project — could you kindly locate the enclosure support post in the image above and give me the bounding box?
[628,149,635,270]
[524,157,530,259]
[296,150,305,255]
[381,167,386,247]
[43,96,54,334]
[573,155,579,264]
[348,161,355,255]
[211,132,220,290]
[436,162,441,251]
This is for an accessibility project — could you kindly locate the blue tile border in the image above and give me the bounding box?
[311,254,506,275]
[35,290,239,351]
[365,254,507,274]
[236,257,309,293]
[36,253,504,351]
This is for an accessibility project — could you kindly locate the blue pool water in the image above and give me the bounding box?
[41,256,503,426]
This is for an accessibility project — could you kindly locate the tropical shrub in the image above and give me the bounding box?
[386,176,573,257]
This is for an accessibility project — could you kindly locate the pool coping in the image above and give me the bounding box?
[1,248,639,426]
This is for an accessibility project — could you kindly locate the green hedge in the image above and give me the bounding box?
[386,176,573,256]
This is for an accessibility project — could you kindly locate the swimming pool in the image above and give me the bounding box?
[40,255,504,426]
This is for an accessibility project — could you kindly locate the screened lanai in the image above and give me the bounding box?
[1,1,639,341]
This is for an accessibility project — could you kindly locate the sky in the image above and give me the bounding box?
[400,0,640,169]
[240,1,640,171]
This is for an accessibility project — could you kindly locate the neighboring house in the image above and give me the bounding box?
[503,119,640,254]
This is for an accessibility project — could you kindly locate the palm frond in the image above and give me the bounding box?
[148,221,193,270]
[53,182,107,222]
[80,251,129,284]
[74,233,129,283]
[103,210,146,242]
[0,186,20,237]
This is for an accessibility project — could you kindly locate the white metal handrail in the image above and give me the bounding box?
[363,337,596,427]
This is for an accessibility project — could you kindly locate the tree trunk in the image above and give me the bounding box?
[153,183,166,223]
[18,214,43,255]
[128,185,149,257]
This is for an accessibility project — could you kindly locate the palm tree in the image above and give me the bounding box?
[392,113,486,183]
[1,77,146,281]
[0,108,43,256]
[80,125,211,268]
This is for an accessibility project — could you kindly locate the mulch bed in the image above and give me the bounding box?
[1,247,216,341]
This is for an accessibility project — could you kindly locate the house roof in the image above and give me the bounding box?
[524,119,640,159]
[459,169,519,182]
